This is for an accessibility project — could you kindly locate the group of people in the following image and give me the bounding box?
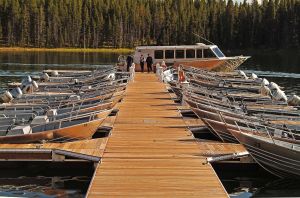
[126,54,153,73]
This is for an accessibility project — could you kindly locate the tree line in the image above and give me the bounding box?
[0,0,299,49]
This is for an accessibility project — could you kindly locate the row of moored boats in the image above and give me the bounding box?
[165,65,300,179]
[0,67,129,144]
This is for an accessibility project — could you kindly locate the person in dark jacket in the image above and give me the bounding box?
[146,54,153,73]
[140,54,145,72]
[126,55,133,72]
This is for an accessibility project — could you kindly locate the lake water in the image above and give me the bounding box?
[0,50,299,197]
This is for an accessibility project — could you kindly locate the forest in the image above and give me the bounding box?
[0,0,299,50]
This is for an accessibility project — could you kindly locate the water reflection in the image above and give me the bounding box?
[214,163,300,198]
[252,179,300,197]
[0,176,90,197]
[0,51,122,65]
[0,52,124,92]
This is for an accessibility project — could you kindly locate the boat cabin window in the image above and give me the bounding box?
[165,50,174,59]
[186,49,195,58]
[196,49,202,58]
[212,47,225,58]
[154,50,164,59]
[203,49,216,58]
[176,50,184,59]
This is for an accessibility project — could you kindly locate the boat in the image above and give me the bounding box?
[0,109,112,144]
[0,67,130,144]
[129,43,250,72]
[226,123,300,178]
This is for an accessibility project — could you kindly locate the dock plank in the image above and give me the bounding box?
[87,73,229,197]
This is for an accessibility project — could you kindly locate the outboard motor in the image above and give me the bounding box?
[10,87,22,98]
[288,95,300,106]
[163,69,173,82]
[40,73,50,82]
[255,78,269,86]
[251,73,258,79]
[32,80,38,90]
[21,76,32,89]
[238,70,248,79]
[0,91,13,103]
[272,88,287,102]
[268,82,280,90]
[22,81,38,94]
[259,85,271,96]
[261,78,269,86]
[51,70,59,77]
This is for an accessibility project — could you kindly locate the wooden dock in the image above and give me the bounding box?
[86,73,244,197]
[0,72,247,197]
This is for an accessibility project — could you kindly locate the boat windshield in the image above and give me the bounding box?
[212,47,225,58]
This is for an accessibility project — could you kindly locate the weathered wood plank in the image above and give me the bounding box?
[87,73,231,197]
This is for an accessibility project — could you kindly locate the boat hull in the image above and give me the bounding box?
[129,56,249,72]
[0,110,111,144]
[229,128,300,178]
[190,106,238,143]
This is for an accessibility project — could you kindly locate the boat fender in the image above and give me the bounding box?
[272,89,287,102]
[10,87,22,98]
[259,85,271,96]
[268,82,279,90]
[238,70,248,79]
[251,73,258,79]
[288,95,300,106]
[51,70,59,77]
[0,91,13,103]
[41,73,50,82]
[32,81,38,90]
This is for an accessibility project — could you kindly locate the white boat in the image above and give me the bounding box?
[130,43,250,72]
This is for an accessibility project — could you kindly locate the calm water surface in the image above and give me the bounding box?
[0,51,299,197]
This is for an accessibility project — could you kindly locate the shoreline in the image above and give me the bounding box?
[0,47,134,53]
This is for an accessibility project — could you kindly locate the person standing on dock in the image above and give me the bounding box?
[146,54,153,73]
[140,54,145,72]
[126,55,133,72]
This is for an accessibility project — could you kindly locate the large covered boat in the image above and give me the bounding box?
[132,43,250,72]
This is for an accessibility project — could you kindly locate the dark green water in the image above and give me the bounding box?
[0,51,122,91]
[0,50,299,197]
[0,161,94,197]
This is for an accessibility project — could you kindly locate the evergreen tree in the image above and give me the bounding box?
[0,0,297,49]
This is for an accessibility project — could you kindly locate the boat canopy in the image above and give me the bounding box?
[134,43,226,60]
